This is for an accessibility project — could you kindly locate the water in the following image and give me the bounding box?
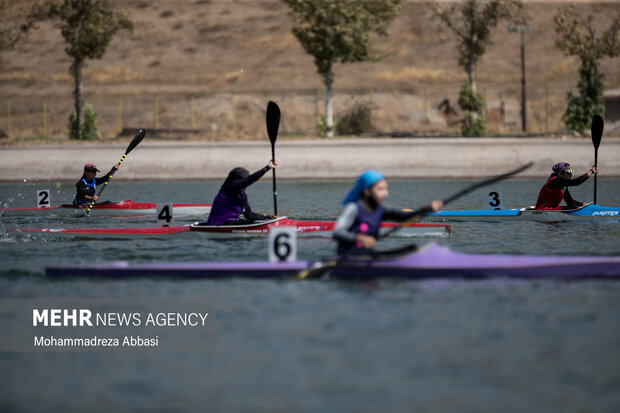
[1,179,620,412]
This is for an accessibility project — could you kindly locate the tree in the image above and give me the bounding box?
[282,0,402,137]
[0,2,22,55]
[433,0,525,136]
[554,6,620,134]
[24,0,132,139]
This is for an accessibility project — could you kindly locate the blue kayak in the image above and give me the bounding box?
[423,204,620,222]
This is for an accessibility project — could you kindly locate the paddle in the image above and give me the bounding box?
[266,101,280,216]
[381,161,534,239]
[293,161,534,280]
[591,114,603,205]
[84,129,146,216]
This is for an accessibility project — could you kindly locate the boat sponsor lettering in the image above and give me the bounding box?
[593,210,619,216]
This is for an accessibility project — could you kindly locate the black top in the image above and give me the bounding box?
[547,173,589,209]
[221,166,269,195]
[547,172,589,189]
[222,166,270,221]
[74,167,115,206]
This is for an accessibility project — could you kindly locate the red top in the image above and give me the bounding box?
[535,176,564,210]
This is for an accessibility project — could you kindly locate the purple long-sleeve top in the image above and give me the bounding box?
[205,166,271,225]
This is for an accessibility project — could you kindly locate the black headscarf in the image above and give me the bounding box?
[222,167,249,189]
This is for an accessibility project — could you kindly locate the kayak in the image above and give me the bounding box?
[422,204,620,222]
[0,200,212,217]
[45,243,620,280]
[14,217,451,239]
[188,217,451,237]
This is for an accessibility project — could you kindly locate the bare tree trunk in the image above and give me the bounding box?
[324,64,334,138]
[72,58,83,140]
[467,63,476,92]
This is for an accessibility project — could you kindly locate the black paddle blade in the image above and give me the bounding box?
[125,128,146,155]
[591,114,603,150]
[266,101,280,145]
[292,259,336,281]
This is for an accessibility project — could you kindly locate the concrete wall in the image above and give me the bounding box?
[1,137,619,181]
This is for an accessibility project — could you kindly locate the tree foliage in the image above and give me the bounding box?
[24,0,132,139]
[458,84,486,136]
[433,0,525,136]
[282,0,401,136]
[433,0,525,90]
[0,1,22,54]
[282,0,402,82]
[554,6,620,133]
[25,0,133,64]
[336,101,374,135]
[68,103,101,140]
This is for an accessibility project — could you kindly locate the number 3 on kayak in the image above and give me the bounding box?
[156,203,175,227]
[487,190,503,210]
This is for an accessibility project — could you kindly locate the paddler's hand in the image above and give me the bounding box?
[588,166,598,176]
[429,200,443,212]
[268,161,278,169]
[355,234,376,249]
[87,195,99,201]
[114,163,120,170]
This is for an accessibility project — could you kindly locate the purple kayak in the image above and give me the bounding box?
[45,243,620,280]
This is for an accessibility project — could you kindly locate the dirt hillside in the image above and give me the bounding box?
[1,0,619,138]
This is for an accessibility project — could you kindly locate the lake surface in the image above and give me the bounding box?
[1,179,619,412]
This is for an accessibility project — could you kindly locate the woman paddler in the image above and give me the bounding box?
[73,163,120,207]
[535,162,598,210]
[333,170,443,256]
[205,161,278,225]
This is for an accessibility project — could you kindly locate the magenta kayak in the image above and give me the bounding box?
[14,217,451,239]
[45,243,620,279]
[0,200,212,217]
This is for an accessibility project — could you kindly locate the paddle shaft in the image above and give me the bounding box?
[84,129,145,215]
[594,149,598,205]
[84,156,123,214]
[272,144,278,216]
[380,162,534,239]
[591,114,603,205]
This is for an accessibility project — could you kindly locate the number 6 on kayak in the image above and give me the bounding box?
[269,226,297,263]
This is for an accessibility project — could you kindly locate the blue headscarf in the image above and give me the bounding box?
[343,170,385,205]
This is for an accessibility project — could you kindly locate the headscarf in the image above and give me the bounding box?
[343,170,385,205]
[551,162,575,177]
[223,167,249,187]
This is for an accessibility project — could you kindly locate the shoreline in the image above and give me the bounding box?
[1,137,619,181]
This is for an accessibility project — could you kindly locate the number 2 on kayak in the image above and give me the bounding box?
[37,189,51,209]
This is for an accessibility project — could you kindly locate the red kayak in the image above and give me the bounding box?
[14,217,451,239]
[1,200,212,217]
